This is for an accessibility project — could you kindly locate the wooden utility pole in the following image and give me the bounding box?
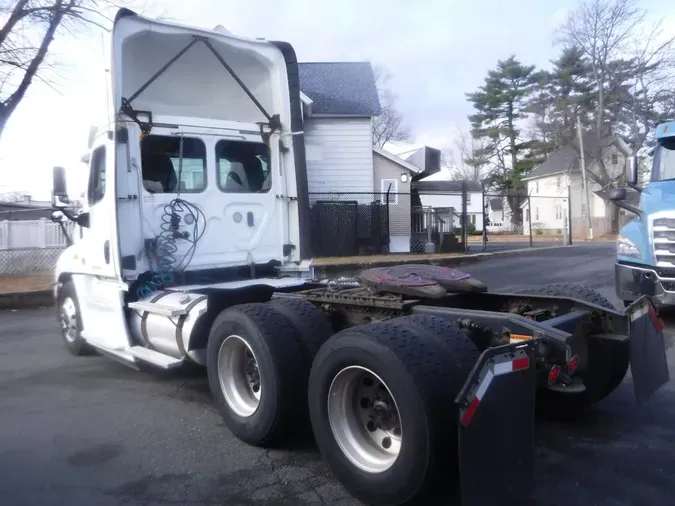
[577,116,594,240]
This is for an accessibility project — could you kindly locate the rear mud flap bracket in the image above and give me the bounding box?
[456,342,537,506]
[627,295,670,404]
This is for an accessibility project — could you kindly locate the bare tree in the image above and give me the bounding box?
[371,64,411,148]
[0,0,120,137]
[556,0,674,231]
[447,128,491,182]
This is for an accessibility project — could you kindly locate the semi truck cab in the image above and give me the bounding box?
[612,121,675,307]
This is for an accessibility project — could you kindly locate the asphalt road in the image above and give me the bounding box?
[2,243,675,506]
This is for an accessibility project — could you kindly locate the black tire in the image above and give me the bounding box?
[267,297,333,363]
[308,316,477,506]
[57,281,91,356]
[517,283,630,416]
[206,303,306,447]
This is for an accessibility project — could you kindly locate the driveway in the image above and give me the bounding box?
[1,243,674,505]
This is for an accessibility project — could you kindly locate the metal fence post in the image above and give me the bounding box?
[567,184,573,245]
[528,194,533,248]
[481,182,487,253]
[385,188,391,254]
[461,181,468,254]
[424,206,436,253]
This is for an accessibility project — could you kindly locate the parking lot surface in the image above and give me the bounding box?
[1,243,674,505]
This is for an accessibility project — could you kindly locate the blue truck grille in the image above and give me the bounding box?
[652,220,675,266]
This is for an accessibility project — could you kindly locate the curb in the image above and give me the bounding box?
[312,244,580,278]
[0,290,53,311]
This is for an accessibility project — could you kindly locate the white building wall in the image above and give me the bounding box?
[419,191,484,230]
[304,117,374,194]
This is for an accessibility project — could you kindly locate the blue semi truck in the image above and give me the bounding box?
[612,121,675,307]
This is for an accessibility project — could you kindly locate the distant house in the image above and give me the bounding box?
[0,195,53,221]
[413,179,485,231]
[521,133,632,237]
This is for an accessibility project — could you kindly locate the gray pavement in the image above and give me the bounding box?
[1,243,675,505]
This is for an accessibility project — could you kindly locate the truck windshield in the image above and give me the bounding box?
[651,141,675,182]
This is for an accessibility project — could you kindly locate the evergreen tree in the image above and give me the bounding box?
[466,55,536,225]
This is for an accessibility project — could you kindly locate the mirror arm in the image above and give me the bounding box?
[628,182,642,192]
[57,221,73,247]
[612,200,643,219]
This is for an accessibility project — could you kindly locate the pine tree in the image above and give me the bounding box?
[466,55,537,226]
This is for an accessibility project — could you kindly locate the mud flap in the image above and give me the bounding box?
[455,343,537,506]
[626,295,670,404]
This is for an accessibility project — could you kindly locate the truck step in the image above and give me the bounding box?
[128,300,187,317]
[127,346,183,369]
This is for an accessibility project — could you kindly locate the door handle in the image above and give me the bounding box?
[247,212,254,227]
[104,240,110,264]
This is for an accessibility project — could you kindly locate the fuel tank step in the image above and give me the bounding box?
[127,346,184,369]
[128,300,187,317]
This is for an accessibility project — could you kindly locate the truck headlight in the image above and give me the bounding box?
[617,235,641,258]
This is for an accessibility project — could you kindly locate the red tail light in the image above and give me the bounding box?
[568,355,579,374]
[548,365,561,385]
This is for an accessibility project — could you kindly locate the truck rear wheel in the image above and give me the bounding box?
[517,283,630,416]
[57,281,91,356]
[206,303,306,446]
[308,316,476,506]
[268,296,333,363]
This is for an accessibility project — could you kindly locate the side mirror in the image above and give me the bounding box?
[76,211,90,228]
[609,188,627,201]
[626,155,639,186]
[52,166,69,207]
[51,210,66,223]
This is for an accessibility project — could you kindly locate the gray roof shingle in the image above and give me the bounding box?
[524,133,629,181]
[298,62,382,116]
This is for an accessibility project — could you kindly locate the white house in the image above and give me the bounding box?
[297,62,439,254]
[520,133,632,238]
[413,178,485,231]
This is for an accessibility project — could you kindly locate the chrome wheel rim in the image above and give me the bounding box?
[60,297,78,343]
[328,366,402,473]
[217,335,261,417]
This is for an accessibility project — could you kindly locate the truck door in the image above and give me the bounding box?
[74,135,132,351]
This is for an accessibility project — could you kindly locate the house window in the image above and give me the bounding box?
[381,179,398,204]
[555,205,562,220]
[535,181,539,194]
[217,140,271,193]
[612,154,618,165]
[87,146,106,206]
[535,207,539,221]
[470,214,476,225]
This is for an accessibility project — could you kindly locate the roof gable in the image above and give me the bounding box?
[523,133,632,181]
[298,62,382,117]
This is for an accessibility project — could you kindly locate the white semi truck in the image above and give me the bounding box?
[50,9,670,506]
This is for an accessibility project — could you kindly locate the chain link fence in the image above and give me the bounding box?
[0,211,72,276]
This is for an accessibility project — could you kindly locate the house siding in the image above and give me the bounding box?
[304,117,374,194]
[523,143,629,237]
[373,152,411,252]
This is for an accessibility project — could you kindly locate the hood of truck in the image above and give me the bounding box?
[111,9,291,126]
[638,181,675,216]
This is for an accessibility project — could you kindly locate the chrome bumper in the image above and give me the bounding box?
[615,262,675,307]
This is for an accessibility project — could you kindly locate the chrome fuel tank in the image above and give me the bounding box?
[128,290,208,364]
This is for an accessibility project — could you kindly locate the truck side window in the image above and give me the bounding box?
[140,135,207,193]
[87,146,106,206]
[216,140,271,193]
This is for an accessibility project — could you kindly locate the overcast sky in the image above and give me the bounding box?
[1,0,673,199]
